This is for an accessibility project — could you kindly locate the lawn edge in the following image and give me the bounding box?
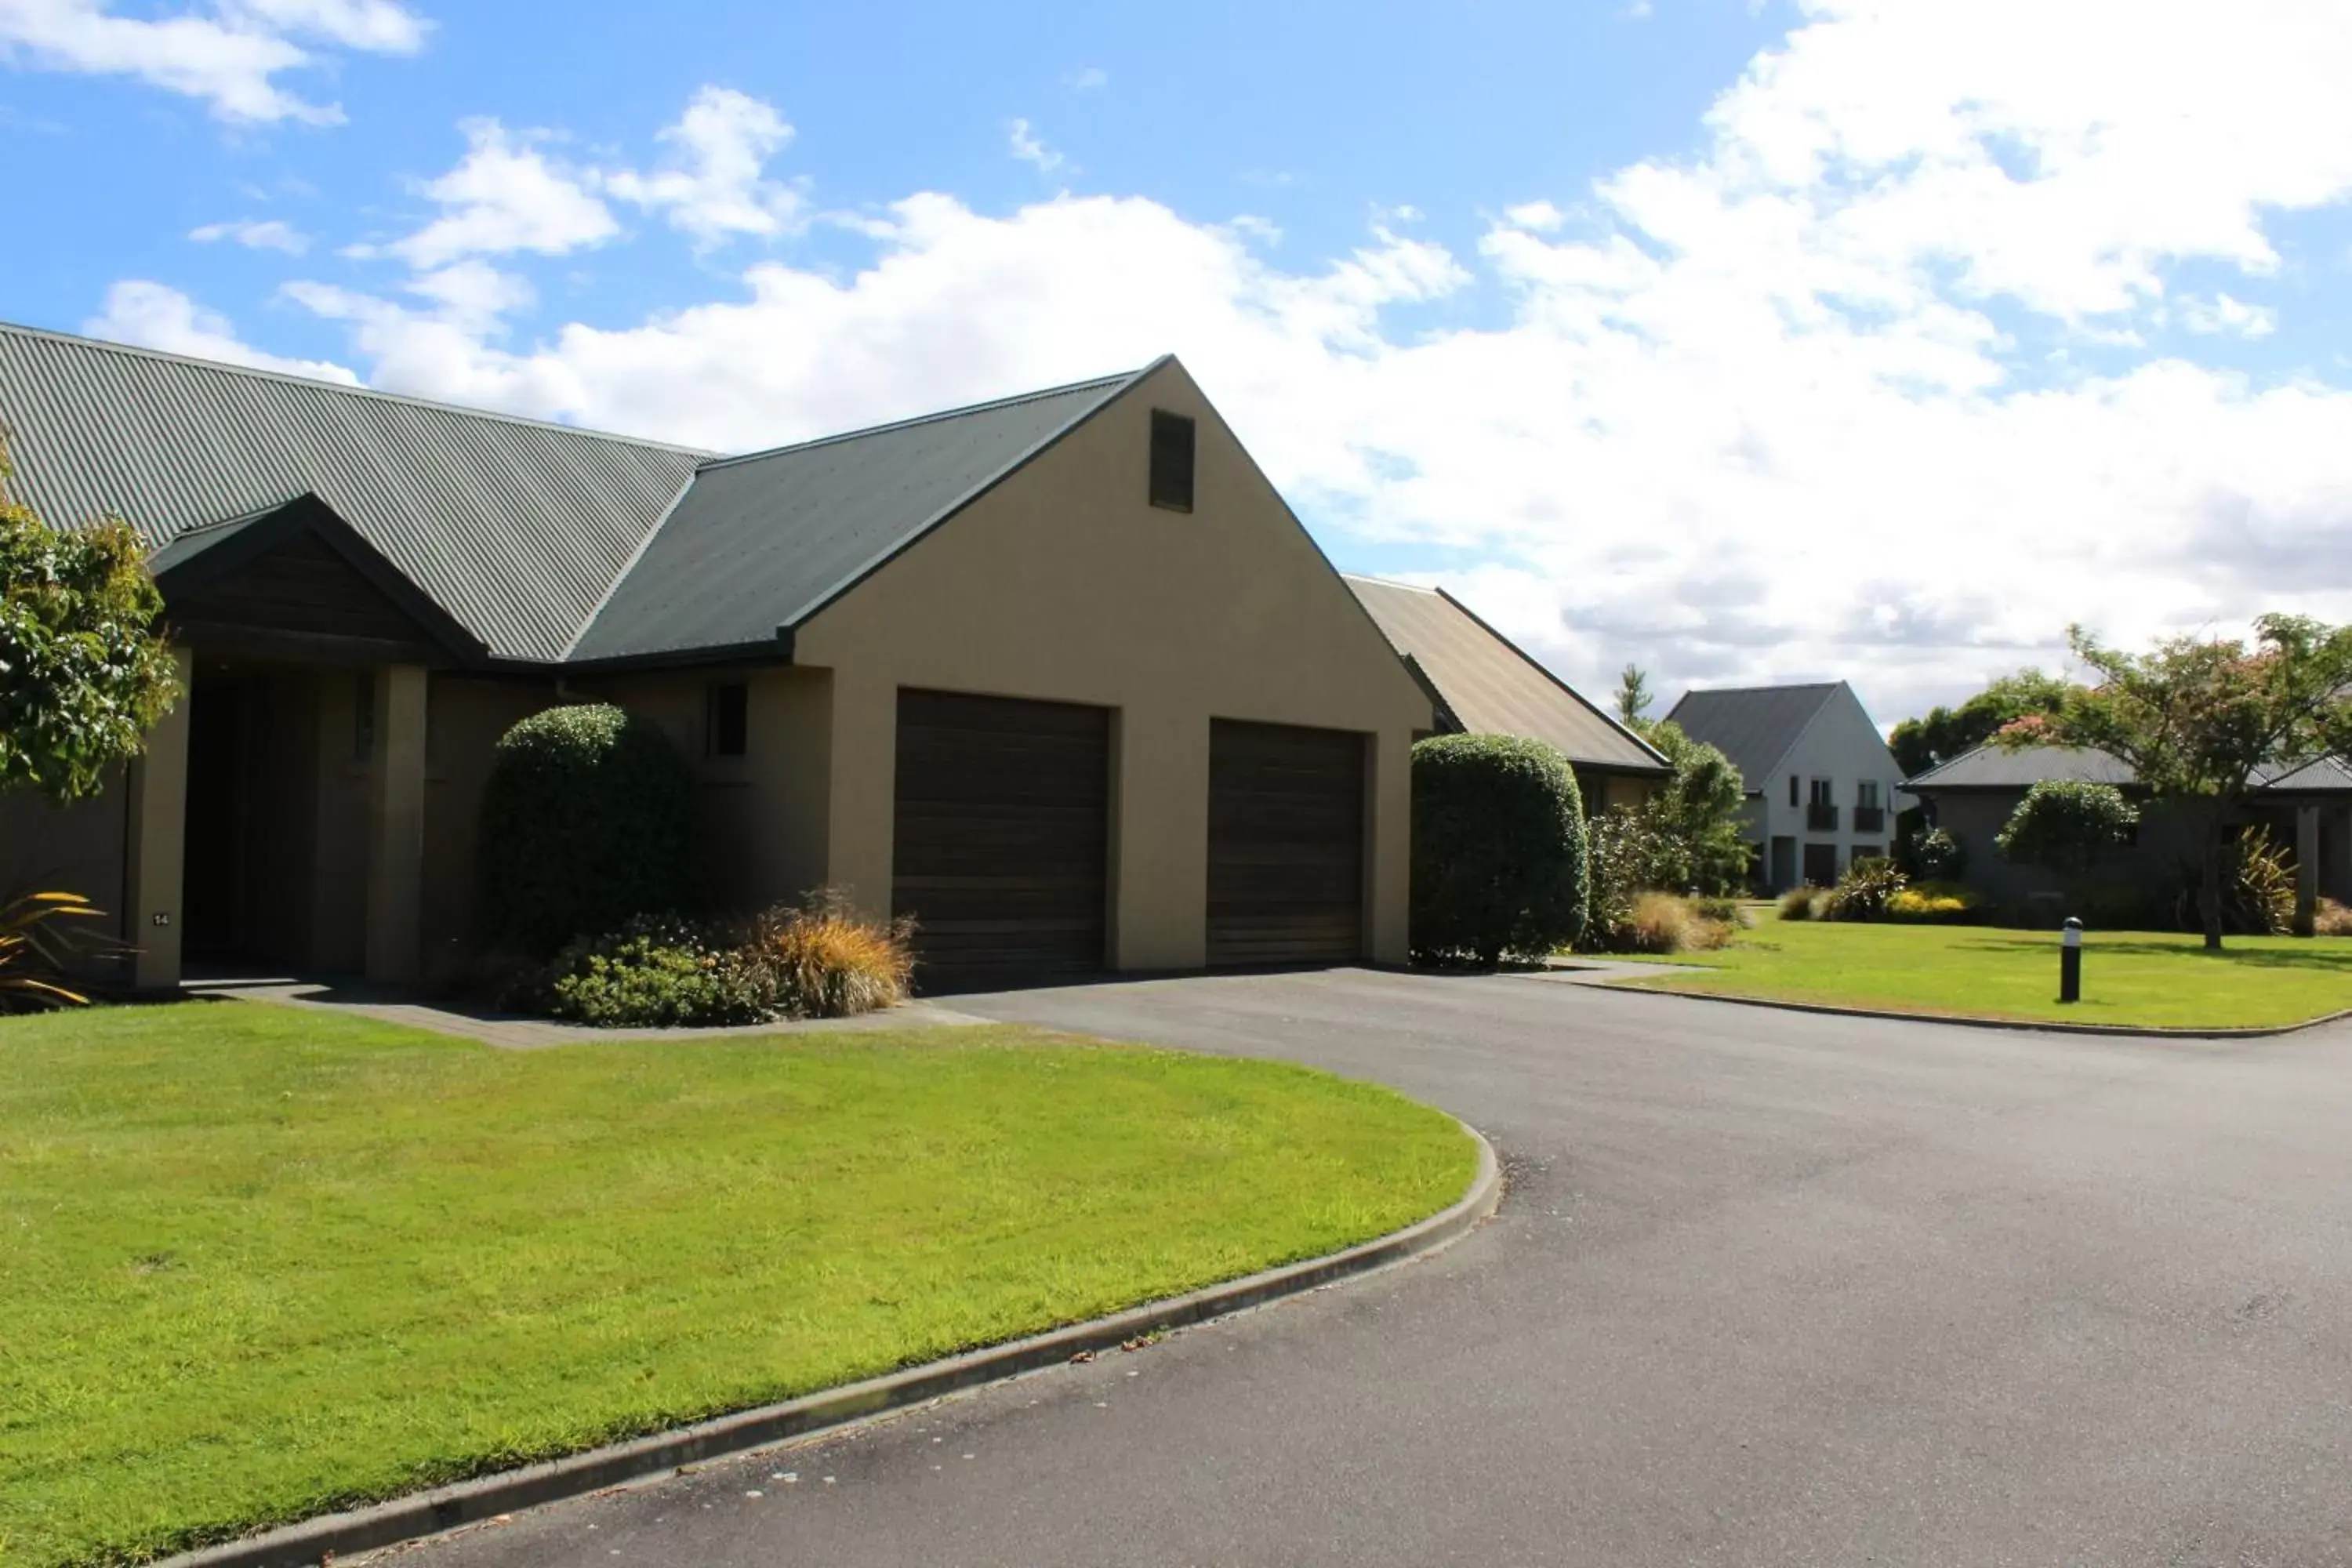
[1602,976,2352,1039]
[158,1120,1501,1568]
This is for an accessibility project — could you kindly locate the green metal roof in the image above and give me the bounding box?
[2,321,1153,671]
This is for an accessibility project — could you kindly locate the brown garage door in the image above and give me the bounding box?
[892,688,1111,990]
[1208,719,1366,967]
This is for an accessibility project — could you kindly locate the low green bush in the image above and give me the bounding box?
[1817,857,1909,922]
[1910,826,1968,881]
[477,704,700,956]
[1411,733,1588,965]
[540,915,769,1029]
[1885,881,1982,922]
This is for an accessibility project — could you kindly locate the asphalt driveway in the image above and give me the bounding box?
[401,968,2352,1567]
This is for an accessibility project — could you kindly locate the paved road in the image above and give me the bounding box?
[404,969,2352,1567]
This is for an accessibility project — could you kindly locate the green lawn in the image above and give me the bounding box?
[1606,920,2352,1029]
[0,1003,1472,1567]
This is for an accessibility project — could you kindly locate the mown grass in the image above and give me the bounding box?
[1606,919,2352,1029]
[0,1002,1472,1566]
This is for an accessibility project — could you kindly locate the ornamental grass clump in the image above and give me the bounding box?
[740,891,916,1018]
[1817,856,1909,922]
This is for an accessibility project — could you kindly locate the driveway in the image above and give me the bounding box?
[401,968,2352,1567]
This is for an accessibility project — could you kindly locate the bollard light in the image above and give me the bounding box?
[2060,916,2083,1004]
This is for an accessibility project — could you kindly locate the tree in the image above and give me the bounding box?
[0,441,180,803]
[1994,779,2139,906]
[1614,663,1652,728]
[1635,720,1751,893]
[2016,617,2352,950]
[1410,733,1588,966]
[1889,668,2072,779]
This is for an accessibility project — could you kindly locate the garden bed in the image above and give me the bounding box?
[0,1001,1472,1566]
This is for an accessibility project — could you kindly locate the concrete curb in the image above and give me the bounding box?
[160,1123,1501,1568]
[1587,975,2352,1040]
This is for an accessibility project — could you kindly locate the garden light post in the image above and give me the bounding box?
[2060,916,2083,1004]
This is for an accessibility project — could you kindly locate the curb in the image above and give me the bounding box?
[1587,975,2352,1040]
[161,1123,1501,1568]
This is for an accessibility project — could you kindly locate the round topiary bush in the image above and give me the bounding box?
[477,703,699,955]
[1410,732,1589,966]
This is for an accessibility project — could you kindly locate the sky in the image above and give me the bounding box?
[4,0,2351,728]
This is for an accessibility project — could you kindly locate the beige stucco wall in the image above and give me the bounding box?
[0,768,133,973]
[790,360,1432,969]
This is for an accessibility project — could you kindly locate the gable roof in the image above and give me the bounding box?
[0,319,1159,670]
[566,366,1149,664]
[0,321,709,663]
[1344,575,1668,775]
[1908,743,2352,797]
[1663,682,1845,793]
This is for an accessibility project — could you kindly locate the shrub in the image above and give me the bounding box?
[1583,807,1667,953]
[1777,886,1818,921]
[2164,827,2294,937]
[1611,891,1738,954]
[1817,856,1908,922]
[1411,734,1588,965]
[1886,882,1981,923]
[1690,895,1751,928]
[477,704,700,956]
[739,890,916,1018]
[1910,826,1968,882]
[2318,898,2352,938]
[1996,780,2138,879]
[540,914,770,1029]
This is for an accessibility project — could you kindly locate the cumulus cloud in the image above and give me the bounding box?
[2179,292,2278,338]
[85,280,358,382]
[369,118,616,268]
[602,86,801,245]
[102,0,2352,720]
[0,0,427,123]
[189,216,309,252]
[1007,118,1067,176]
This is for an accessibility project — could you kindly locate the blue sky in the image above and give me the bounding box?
[5,0,2351,721]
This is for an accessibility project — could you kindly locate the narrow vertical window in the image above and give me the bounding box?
[1788,773,1799,808]
[1149,409,1196,512]
[353,670,376,764]
[707,681,749,758]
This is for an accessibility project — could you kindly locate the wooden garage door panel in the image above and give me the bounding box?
[1208,719,1366,967]
[893,689,1110,989]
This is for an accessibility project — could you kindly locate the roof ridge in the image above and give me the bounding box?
[1675,681,1842,699]
[0,318,719,459]
[695,365,1151,474]
[1341,572,1443,594]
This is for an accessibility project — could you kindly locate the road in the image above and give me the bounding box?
[397,968,2352,1567]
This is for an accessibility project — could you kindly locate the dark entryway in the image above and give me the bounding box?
[1802,841,1838,887]
[1207,718,1366,967]
[1769,836,1796,893]
[891,688,1112,991]
[183,673,242,956]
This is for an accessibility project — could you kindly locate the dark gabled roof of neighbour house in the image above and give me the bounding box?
[1906,744,2352,797]
[0,319,1160,669]
[1661,682,1848,796]
[1343,575,1670,775]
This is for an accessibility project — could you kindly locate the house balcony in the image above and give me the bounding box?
[1852,805,1886,833]
[1807,803,1839,832]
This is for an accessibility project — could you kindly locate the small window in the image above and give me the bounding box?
[1857,780,1880,810]
[1809,778,1835,806]
[706,681,749,758]
[353,671,376,764]
[1149,409,1196,512]
[1788,774,1800,808]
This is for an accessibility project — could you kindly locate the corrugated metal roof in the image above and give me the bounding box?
[566,368,1145,662]
[1663,683,1842,793]
[1904,744,2140,791]
[0,321,710,662]
[1345,575,1668,775]
[2258,755,2352,795]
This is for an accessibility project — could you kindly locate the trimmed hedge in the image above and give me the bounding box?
[477,703,699,955]
[1410,732,1589,965]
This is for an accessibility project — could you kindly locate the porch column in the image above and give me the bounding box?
[364,663,428,982]
[2332,806,2352,902]
[124,645,194,991]
[2293,802,2321,938]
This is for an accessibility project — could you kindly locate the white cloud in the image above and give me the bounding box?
[602,86,800,245]
[189,216,309,253]
[372,118,616,268]
[2180,292,2278,339]
[85,280,357,382]
[0,0,426,123]
[182,0,2352,720]
[1064,65,1109,91]
[1007,118,1067,176]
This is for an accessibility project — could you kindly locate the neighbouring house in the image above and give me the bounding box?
[0,321,1433,993]
[1904,744,2352,922]
[1342,575,1671,815]
[1664,681,1907,892]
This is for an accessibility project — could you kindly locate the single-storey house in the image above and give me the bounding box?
[1664,681,1907,892]
[1904,743,2352,924]
[0,321,1433,992]
[1342,575,1671,815]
